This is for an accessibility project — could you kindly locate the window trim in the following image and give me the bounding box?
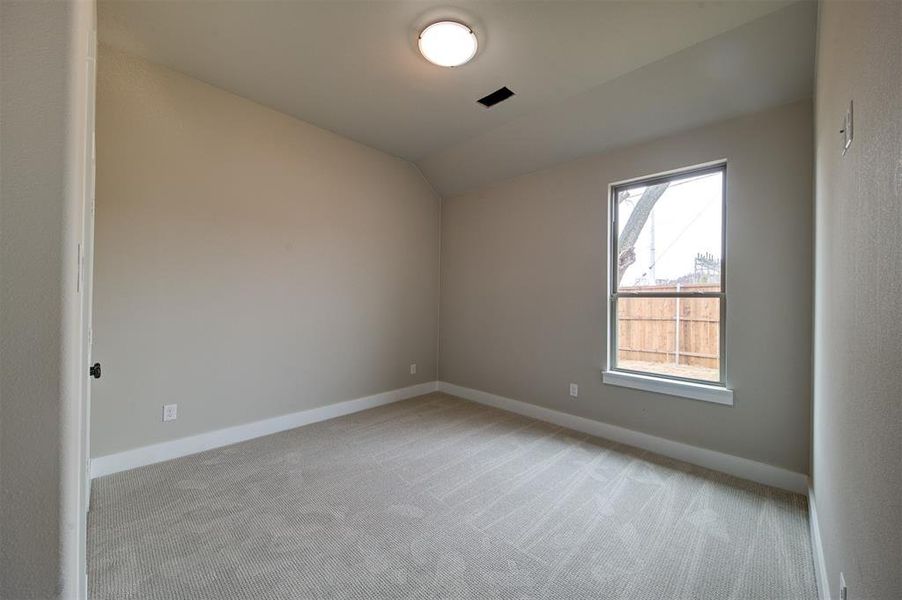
[602,369,734,405]
[605,161,730,399]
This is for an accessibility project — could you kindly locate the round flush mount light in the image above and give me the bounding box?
[418,21,478,67]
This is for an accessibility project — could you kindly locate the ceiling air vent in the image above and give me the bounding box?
[477,86,515,108]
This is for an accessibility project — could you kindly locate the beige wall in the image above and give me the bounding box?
[1,1,94,597]
[813,2,901,599]
[440,100,813,474]
[92,49,440,457]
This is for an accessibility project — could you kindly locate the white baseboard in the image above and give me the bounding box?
[808,484,831,600]
[437,381,808,494]
[90,381,438,478]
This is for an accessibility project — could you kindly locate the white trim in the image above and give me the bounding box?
[808,483,831,600]
[438,381,806,494]
[602,370,734,406]
[90,382,439,478]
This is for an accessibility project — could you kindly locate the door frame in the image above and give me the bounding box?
[74,15,97,599]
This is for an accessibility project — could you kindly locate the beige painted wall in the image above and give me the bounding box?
[1,1,94,597]
[440,100,813,474]
[813,2,901,599]
[92,49,439,457]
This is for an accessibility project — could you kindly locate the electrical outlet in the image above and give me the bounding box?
[162,404,177,422]
[839,573,847,600]
[410,363,417,375]
[569,383,579,398]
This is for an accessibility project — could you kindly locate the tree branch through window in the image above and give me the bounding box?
[617,182,669,281]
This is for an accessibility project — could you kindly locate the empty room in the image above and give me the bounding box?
[1,0,900,599]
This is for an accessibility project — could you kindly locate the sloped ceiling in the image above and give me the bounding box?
[99,0,816,197]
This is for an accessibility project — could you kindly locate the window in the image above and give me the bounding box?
[605,162,730,402]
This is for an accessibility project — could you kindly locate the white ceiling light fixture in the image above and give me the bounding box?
[418,21,478,67]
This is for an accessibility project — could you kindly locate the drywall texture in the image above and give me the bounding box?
[1,1,93,597]
[440,100,813,474]
[92,50,440,458]
[812,2,902,599]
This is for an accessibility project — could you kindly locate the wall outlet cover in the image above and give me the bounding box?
[163,404,178,422]
[569,383,579,398]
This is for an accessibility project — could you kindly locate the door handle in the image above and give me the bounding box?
[89,362,101,379]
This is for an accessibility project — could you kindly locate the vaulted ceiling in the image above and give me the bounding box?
[99,0,816,196]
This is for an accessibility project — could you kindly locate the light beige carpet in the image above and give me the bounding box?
[88,392,817,599]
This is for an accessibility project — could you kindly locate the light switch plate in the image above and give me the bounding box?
[410,363,417,375]
[841,101,853,156]
[569,383,579,398]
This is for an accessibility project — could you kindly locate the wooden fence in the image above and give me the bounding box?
[617,284,720,369]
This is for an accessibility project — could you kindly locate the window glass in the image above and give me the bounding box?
[615,296,720,382]
[616,170,722,291]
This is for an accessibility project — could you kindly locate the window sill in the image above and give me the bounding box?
[602,370,734,406]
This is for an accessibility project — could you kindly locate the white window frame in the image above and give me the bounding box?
[602,161,733,406]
